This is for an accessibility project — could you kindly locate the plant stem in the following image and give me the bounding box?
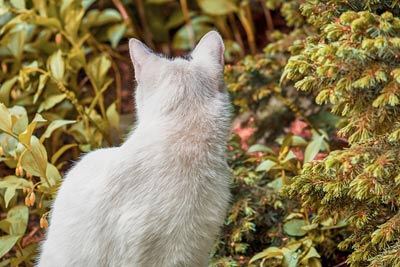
[228,13,245,57]
[238,5,256,55]
[180,0,195,48]
[136,0,154,48]
[112,0,138,36]
[259,0,274,32]
[111,60,122,113]
[281,169,287,185]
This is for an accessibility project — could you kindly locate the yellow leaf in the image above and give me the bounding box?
[19,114,46,146]
[41,119,75,141]
[20,136,48,178]
[48,50,65,81]
[0,103,12,133]
[106,102,119,130]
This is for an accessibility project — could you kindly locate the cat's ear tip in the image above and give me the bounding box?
[128,38,152,58]
[128,38,144,49]
[205,30,222,38]
[202,31,223,44]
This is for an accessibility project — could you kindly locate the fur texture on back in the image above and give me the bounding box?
[37,31,231,267]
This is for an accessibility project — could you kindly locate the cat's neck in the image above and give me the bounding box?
[122,107,228,154]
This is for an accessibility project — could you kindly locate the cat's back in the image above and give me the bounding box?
[38,147,122,267]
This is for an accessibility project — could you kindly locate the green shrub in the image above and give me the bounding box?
[211,1,349,266]
[0,0,125,264]
[284,0,400,266]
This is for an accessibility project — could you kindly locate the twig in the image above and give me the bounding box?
[111,60,122,113]
[112,0,138,36]
[237,5,256,55]
[136,0,155,48]
[228,13,245,57]
[214,16,233,40]
[333,262,347,267]
[180,0,195,48]
[259,0,274,32]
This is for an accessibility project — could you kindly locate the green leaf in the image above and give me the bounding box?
[0,235,20,258]
[9,106,28,135]
[267,178,283,191]
[41,119,75,140]
[0,177,28,207]
[82,0,96,9]
[19,114,46,146]
[0,219,11,235]
[247,144,275,154]
[0,259,10,267]
[20,136,48,178]
[34,16,62,29]
[146,0,174,3]
[292,136,308,146]
[250,247,284,263]
[107,23,126,48]
[304,135,324,163]
[165,9,185,29]
[38,94,66,112]
[0,77,17,105]
[86,55,112,90]
[48,50,65,81]
[300,247,320,264]
[282,150,297,163]
[0,103,12,133]
[10,0,25,9]
[172,16,214,50]
[256,159,277,172]
[63,4,84,39]
[84,9,122,27]
[7,205,29,236]
[33,74,49,104]
[301,223,319,231]
[106,102,119,130]
[51,143,78,164]
[45,163,61,187]
[10,243,37,266]
[283,219,308,236]
[0,176,30,189]
[197,0,237,15]
[5,29,27,58]
[4,186,16,208]
[282,248,300,267]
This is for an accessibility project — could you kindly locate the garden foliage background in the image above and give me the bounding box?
[0,0,399,266]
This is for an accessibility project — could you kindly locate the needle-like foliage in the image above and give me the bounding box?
[284,1,400,266]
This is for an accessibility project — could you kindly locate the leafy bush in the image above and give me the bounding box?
[122,0,275,59]
[3,0,399,266]
[210,1,350,266]
[0,0,124,264]
[284,0,400,266]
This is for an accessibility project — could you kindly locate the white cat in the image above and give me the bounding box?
[37,31,231,267]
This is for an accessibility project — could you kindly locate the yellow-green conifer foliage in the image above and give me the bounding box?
[284,0,400,266]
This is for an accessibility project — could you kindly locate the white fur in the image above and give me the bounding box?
[37,31,231,267]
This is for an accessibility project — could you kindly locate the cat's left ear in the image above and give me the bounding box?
[129,38,155,78]
[191,31,224,66]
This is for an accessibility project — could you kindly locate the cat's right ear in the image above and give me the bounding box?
[129,38,154,80]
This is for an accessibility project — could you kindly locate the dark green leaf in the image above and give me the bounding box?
[283,219,307,236]
[20,136,48,178]
[197,0,237,15]
[0,235,20,258]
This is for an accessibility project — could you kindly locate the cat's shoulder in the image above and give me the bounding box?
[69,146,122,175]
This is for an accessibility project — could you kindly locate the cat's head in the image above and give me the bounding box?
[128,31,226,122]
